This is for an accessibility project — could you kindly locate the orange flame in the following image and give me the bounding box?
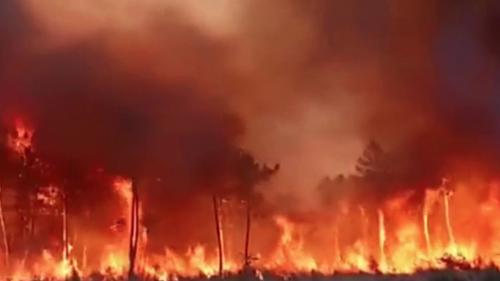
[4,180,500,280]
[6,119,33,158]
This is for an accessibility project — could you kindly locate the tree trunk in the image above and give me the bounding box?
[62,191,69,261]
[0,185,10,267]
[212,195,223,276]
[128,181,140,279]
[244,201,251,267]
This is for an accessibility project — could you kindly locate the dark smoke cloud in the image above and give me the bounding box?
[0,0,30,59]
[0,0,281,252]
[0,4,266,194]
[358,1,500,185]
[2,0,500,219]
[231,0,500,210]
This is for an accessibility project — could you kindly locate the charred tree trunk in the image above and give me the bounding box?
[62,191,69,261]
[82,244,88,272]
[128,181,140,279]
[29,204,35,243]
[212,195,223,276]
[244,201,251,267]
[0,185,10,267]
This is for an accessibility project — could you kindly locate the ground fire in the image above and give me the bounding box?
[0,120,499,280]
[2,1,500,281]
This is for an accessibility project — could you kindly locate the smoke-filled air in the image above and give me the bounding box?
[1,1,500,280]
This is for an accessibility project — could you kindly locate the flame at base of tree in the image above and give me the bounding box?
[2,121,500,280]
[2,180,500,280]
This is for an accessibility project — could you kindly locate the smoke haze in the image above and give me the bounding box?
[1,0,500,215]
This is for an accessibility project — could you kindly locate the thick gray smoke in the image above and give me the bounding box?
[0,0,280,253]
[1,0,500,219]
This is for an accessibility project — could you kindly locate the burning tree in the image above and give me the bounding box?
[232,151,279,269]
[128,180,140,279]
[212,150,279,275]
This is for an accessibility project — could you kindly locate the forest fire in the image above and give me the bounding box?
[1,1,500,281]
[3,183,500,280]
[0,121,500,281]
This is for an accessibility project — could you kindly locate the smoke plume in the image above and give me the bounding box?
[1,0,500,238]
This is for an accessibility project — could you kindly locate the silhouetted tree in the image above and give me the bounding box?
[355,140,389,180]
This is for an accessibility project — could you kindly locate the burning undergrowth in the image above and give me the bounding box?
[1,0,500,280]
[0,0,280,278]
